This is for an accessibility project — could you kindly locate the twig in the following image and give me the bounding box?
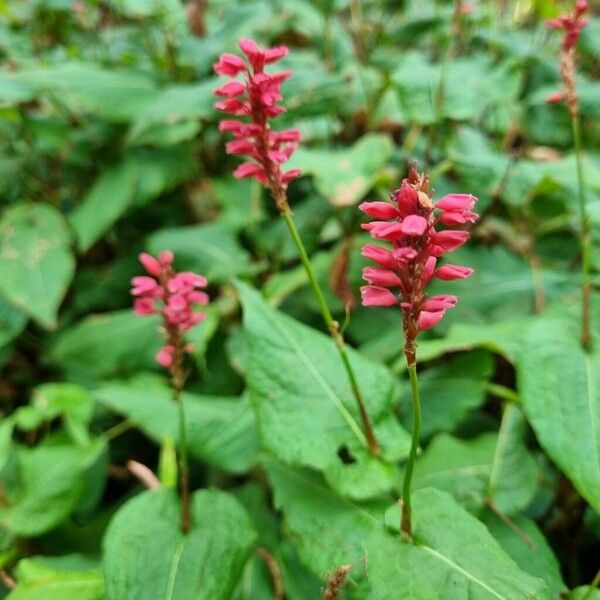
[0,570,16,590]
[322,564,352,600]
[256,548,283,600]
[486,500,535,550]
[126,460,160,490]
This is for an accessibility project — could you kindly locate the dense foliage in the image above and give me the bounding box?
[0,0,599,598]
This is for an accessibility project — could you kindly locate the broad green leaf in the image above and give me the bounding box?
[49,311,161,381]
[240,283,410,499]
[103,488,256,600]
[518,316,600,512]
[409,433,497,512]
[399,350,493,439]
[266,461,548,599]
[0,293,27,347]
[368,488,550,599]
[1,439,106,537]
[70,149,195,252]
[7,555,104,600]
[0,204,75,329]
[487,404,538,514]
[69,159,139,252]
[14,383,93,447]
[127,80,217,143]
[286,133,393,206]
[147,222,253,283]
[14,63,158,122]
[482,510,566,599]
[95,376,259,474]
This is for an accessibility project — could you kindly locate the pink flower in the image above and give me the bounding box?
[546,91,565,104]
[545,1,588,50]
[213,39,302,205]
[130,251,209,370]
[360,167,478,341]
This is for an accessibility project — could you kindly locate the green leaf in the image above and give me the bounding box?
[103,488,256,600]
[400,350,493,439]
[240,283,410,499]
[0,293,27,348]
[14,63,158,123]
[95,376,259,474]
[266,461,548,598]
[49,311,161,381]
[518,315,600,512]
[369,488,550,599]
[410,433,497,512]
[482,510,566,599]
[147,222,253,284]
[7,555,104,600]
[0,204,75,329]
[127,80,217,143]
[487,403,538,514]
[1,439,106,537]
[286,133,393,206]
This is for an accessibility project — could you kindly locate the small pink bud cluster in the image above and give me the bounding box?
[131,251,208,368]
[546,0,588,50]
[360,168,478,335]
[213,39,301,192]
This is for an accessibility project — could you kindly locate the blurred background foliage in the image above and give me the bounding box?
[0,0,599,598]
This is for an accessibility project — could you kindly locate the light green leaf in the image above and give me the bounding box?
[286,133,393,206]
[410,433,497,512]
[0,204,75,329]
[14,63,158,122]
[487,403,538,514]
[482,510,566,599]
[400,350,493,439]
[147,222,253,283]
[1,439,106,536]
[127,80,217,143]
[7,555,104,600]
[95,376,259,474]
[240,283,410,499]
[103,488,256,600]
[518,316,600,512]
[0,294,27,348]
[49,311,161,380]
[369,488,550,599]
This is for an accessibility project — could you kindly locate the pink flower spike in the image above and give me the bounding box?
[213,53,248,76]
[362,267,403,287]
[158,250,174,266]
[359,201,400,219]
[422,295,458,311]
[282,168,302,183]
[418,310,445,331]
[239,38,265,70]
[546,91,564,104]
[393,247,418,262]
[436,194,476,211]
[156,346,175,368]
[431,230,470,255]
[139,252,161,276]
[214,81,246,97]
[435,264,474,280]
[438,210,478,226]
[361,244,396,269]
[360,286,398,307]
[131,276,159,295]
[400,215,428,236]
[264,46,289,63]
[234,162,264,179]
[134,298,156,315]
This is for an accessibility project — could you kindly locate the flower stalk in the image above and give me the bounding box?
[546,0,592,350]
[131,251,209,534]
[213,39,380,455]
[359,166,479,537]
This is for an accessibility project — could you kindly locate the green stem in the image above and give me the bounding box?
[280,209,380,455]
[581,569,600,600]
[401,364,421,537]
[485,382,520,405]
[572,114,592,351]
[175,387,191,534]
